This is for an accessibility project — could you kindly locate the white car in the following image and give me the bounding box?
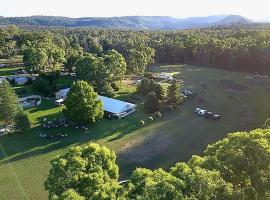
[195,108,207,116]
[0,128,10,134]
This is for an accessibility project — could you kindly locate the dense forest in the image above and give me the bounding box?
[1,25,270,75]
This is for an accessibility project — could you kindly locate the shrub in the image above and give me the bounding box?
[32,78,56,97]
[15,111,31,132]
[144,92,160,113]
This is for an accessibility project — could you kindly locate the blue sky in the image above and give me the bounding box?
[0,0,269,21]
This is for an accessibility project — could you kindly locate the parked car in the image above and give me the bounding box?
[211,114,221,120]
[205,111,214,118]
[182,89,193,99]
[195,108,207,116]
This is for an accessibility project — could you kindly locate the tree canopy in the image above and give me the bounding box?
[45,129,270,200]
[63,81,103,125]
[44,143,123,200]
[0,80,21,125]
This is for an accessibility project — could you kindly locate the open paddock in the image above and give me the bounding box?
[1,65,270,199]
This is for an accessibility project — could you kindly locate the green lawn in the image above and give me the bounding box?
[0,66,22,76]
[1,65,270,200]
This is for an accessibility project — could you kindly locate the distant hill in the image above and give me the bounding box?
[0,15,254,29]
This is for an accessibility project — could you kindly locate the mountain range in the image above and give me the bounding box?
[0,15,254,29]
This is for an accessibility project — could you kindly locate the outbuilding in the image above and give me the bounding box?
[98,95,136,118]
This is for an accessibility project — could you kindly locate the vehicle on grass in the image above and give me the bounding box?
[211,114,221,120]
[195,108,221,120]
[195,108,207,116]
[205,111,214,118]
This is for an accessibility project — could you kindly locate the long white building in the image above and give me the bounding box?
[55,88,136,118]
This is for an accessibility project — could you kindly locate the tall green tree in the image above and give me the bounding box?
[75,54,106,91]
[128,168,187,200]
[0,80,21,125]
[144,92,160,113]
[103,49,126,83]
[76,50,126,93]
[199,129,270,199]
[63,81,103,125]
[44,143,124,200]
[166,81,182,107]
[23,47,48,72]
[137,79,164,100]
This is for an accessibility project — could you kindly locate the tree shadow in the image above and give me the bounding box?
[0,109,146,164]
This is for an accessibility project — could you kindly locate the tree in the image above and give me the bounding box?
[137,79,164,100]
[150,81,165,101]
[75,54,107,91]
[166,81,182,107]
[0,80,21,125]
[170,161,234,200]
[128,168,188,200]
[23,47,48,73]
[32,77,56,97]
[144,92,159,113]
[103,49,126,83]
[76,50,126,93]
[44,143,123,200]
[15,111,31,132]
[136,78,151,95]
[45,129,270,200]
[63,81,103,125]
[199,129,270,199]
[23,39,65,73]
[65,46,83,72]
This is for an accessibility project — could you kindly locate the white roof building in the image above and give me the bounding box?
[55,88,136,118]
[98,95,136,118]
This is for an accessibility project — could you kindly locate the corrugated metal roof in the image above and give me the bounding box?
[98,95,136,114]
[55,88,136,114]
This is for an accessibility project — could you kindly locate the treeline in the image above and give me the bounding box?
[1,25,270,75]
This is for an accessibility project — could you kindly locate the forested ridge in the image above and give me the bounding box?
[0,15,252,29]
[1,25,270,74]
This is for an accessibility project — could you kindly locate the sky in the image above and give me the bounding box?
[0,0,269,21]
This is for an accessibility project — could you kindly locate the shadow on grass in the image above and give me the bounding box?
[0,109,147,164]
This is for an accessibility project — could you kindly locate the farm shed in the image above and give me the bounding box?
[98,95,136,118]
[55,88,136,118]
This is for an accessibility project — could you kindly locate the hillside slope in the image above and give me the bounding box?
[0,15,254,29]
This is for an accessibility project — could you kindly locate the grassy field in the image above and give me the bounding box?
[1,65,270,200]
[0,66,22,76]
